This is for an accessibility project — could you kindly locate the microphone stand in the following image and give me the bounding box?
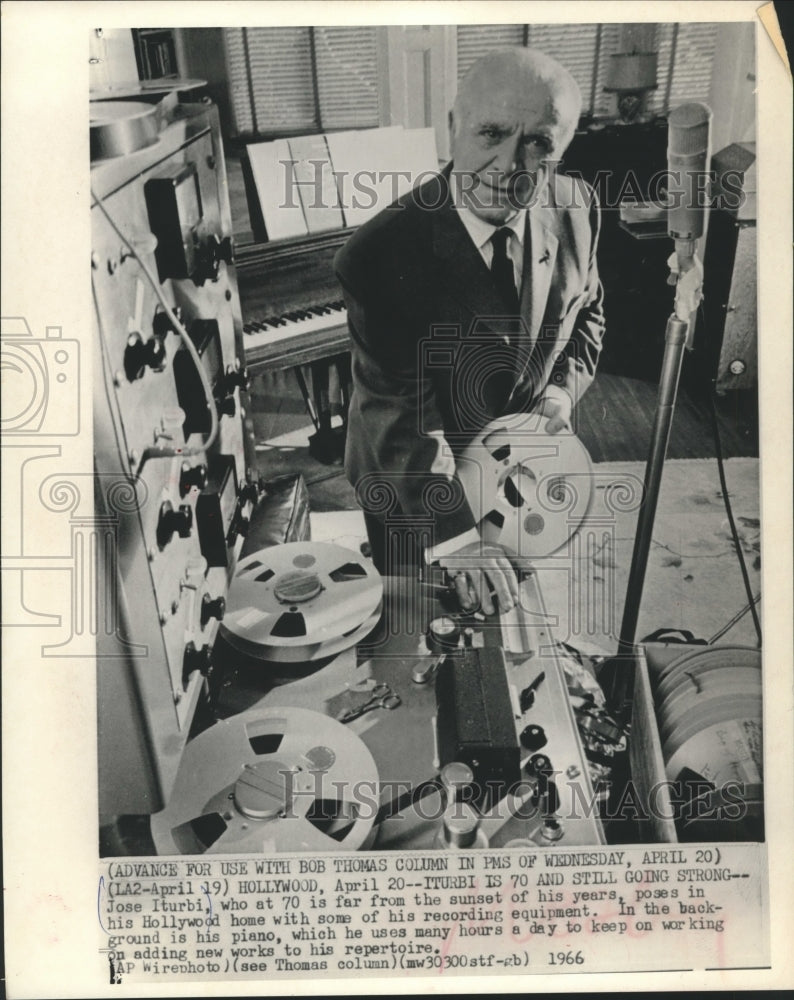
[608,249,700,721]
[601,101,712,721]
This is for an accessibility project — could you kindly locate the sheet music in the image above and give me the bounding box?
[247,138,309,240]
[288,133,345,233]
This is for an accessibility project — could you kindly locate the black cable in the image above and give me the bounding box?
[708,592,761,644]
[705,374,763,646]
[692,290,762,646]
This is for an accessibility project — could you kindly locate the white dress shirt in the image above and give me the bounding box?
[451,173,527,292]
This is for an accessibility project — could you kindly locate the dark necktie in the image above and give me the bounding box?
[490,227,519,313]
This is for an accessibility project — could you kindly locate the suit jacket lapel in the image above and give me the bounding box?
[431,197,508,325]
[522,200,560,344]
[430,171,561,366]
[431,179,561,341]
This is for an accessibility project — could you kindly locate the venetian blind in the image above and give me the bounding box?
[666,23,718,107]
[455,22,718,118]
[223,26,379,137]
[456,23,525,80]
[527,23,601,113]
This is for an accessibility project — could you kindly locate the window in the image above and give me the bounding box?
[456,22,718,118]
[224,26,379,137]
[223,23,718,139]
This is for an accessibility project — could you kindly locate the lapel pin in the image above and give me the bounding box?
[539,250,551,264]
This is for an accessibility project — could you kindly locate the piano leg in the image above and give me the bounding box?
[313,360,333,438]
[308,359,346,464]
[294,365,320,432]
[335,353,352,423]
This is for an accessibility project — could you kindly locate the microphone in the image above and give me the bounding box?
[666,102,713,267]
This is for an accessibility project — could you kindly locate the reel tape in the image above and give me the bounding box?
[651,646,762,757]
[652,645,761,702]
[657,667,761,737]
[456,414,593,559]
[220,542,383,664]
[650,646,763,832]
[151,707,379,854]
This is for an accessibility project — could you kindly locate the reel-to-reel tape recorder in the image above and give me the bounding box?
[149,536,605,855]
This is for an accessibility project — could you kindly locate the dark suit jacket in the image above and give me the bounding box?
[334,166,605,547]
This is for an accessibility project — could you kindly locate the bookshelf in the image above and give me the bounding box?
[132,28,179,80]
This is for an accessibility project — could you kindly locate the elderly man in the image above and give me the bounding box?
[335,47,605,613]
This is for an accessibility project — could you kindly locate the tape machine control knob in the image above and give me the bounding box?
[201,593,226,628]
[426,615,460,654]
[225,364,251,393]
[439,761,474,802]
[239,481,261,506]
[182,641,212,687]
[152,307,178,340]
[124,331,166,382]
[156,501,193,549]
[180,462,208,497]
[193,234,234,285]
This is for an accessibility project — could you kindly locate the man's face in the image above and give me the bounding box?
[450,74,576,224]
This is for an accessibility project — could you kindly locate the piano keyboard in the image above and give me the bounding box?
[243,300,347,347]
[241,299,350,373]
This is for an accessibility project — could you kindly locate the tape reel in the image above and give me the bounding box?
[652,645,761,703]
[652,646,763,787]
[456,414,593,559]
[220,542,383,664]
[657,667,762,738]
[151,707,379,854]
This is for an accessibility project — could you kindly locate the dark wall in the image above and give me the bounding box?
[178,28,235,141]
[563,119,675,382]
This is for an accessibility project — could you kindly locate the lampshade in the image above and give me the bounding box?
[604,52,659,92]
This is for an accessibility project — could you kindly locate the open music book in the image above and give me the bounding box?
[246,125,439,239]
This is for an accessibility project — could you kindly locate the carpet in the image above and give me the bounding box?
[310,458,761,656]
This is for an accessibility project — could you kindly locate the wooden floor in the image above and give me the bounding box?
[250,363,759,511]
[575,370,758,463]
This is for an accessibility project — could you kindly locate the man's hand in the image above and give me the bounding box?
[532,392,573,435]
[437,541,520,615]
[667,251,704,322]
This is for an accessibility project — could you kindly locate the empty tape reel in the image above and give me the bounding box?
[221,542,383,663]
[456,414,593,559]
[151,707,379,854]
